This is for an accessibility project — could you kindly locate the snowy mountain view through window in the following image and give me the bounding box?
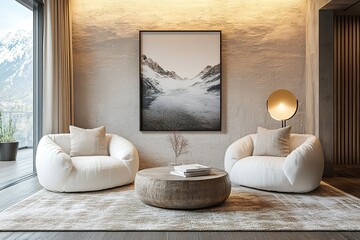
[0,0,33,147]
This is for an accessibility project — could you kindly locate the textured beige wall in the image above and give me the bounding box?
[305,0,331,136]
[72,0,306,169]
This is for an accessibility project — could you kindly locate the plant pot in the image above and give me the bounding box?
[0,142,19,161]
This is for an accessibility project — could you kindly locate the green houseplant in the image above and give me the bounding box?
[0,111,19,161]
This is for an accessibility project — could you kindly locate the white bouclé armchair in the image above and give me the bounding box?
[36,134,139,192]
[225,134,324,193]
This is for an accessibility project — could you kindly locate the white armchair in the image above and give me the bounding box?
[36,134,139,192]
[225,134,324,193]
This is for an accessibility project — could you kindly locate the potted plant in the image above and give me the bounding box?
[0,111,19,161]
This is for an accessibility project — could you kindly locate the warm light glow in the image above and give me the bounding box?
[268,89,297,121]
[278,102,285,110]
[71,0,304,38]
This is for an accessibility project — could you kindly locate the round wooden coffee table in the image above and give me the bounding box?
[135,167,231,210]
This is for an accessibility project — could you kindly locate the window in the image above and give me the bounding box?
[0,0,43,189]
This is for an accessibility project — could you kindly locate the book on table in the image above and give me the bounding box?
[173,164,211,173]
[170,164,211,178]
[170,170,210,178]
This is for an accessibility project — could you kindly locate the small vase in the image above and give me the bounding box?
[169,162,183,166]
[169,157,182,166]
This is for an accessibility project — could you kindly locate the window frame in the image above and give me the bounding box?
[16,0,43,173]
[31,0,43,172]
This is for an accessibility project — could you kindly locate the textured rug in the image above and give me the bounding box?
[0,182,359,231]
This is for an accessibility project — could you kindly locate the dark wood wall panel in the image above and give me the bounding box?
[334,15,360,165]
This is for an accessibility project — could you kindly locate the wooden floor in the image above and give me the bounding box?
[0,176,42,212]
[0,148,34,187]
[0,231,359,240]
[0,167,359,240]
[323,165,360,198]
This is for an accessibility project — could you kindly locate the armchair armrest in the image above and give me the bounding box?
[36,135,73,191]
[108,134,139,181]
[224,135,253,174]
[282,135,324,185]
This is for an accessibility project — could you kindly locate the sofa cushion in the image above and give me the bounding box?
[230,156,293,192]
[66,156,129,192]
[69,125,108,157]
[71,156,123,171]
[253,126,291,157]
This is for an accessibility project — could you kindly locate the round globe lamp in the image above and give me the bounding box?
[267,89,298,127]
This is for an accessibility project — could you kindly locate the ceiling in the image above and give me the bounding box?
[322,0,360,14]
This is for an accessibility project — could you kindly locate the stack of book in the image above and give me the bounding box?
[170,164,211,178]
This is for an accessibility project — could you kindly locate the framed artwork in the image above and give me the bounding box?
[139,30,221,131]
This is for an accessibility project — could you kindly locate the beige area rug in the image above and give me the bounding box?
[0,182,359,231]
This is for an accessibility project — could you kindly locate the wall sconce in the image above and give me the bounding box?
[267,89,298,127]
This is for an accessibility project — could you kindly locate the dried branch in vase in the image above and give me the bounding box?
[167,132,190,165]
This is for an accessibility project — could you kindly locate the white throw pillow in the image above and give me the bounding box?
[69,125,108,157]
[253,126,291,157]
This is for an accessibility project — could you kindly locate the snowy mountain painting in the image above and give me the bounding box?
[140,31,221,131]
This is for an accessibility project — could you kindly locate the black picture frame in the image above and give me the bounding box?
[139,30,222,131]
